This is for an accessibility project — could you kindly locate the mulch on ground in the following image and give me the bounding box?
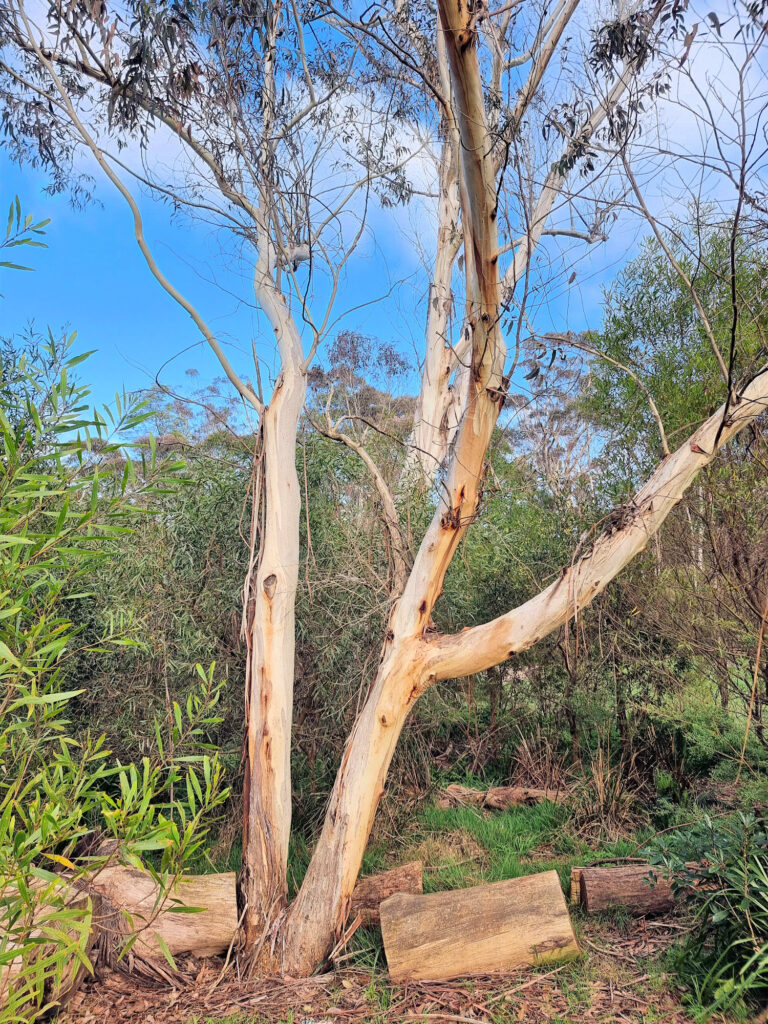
[61,918,691,1024]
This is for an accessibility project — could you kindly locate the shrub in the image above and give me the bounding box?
[649,812,768,1017]
[0,333,228,1021]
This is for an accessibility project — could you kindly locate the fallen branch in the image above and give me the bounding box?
[437,784,566,810]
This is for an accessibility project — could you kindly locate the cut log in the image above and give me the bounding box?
[436,784,486,808]
[93,862,422,956]
[484,786,565,809]
[90,867,238,959]
[380,869,579,982]
[0,883,101,1011]
[2,860,425,1005]
[570,866,583,905]
[349,862,423,926]
[575,865,674,915]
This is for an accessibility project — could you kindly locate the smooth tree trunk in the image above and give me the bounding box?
[422,368,768,681]
[281,359,768,972]
[282,0,509,975]
[401,139,464,488]
[249,0,768,981]
[280,636,433,972]
[239,267,306,954]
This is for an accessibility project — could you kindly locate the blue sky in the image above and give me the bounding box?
[1,146,630,408]
[1,0,757,426]
[0,149,452,408]
[0,10,744,420]
[2,156,284,401]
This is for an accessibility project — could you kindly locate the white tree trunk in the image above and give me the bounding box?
[283,360,768,974]
[401,140,463,488]
[422,369,768,681]
[253,0,767,981]
[240,364,305,952]
[282,0,505,974]
[240,258,306,955]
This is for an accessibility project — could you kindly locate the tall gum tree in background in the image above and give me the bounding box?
[0,0,413,958]
[1,0,767,977]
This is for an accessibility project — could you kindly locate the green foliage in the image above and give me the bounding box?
[0,196,48,280]
[584,218,768,486]
[649,813,768,1017]
[0,333,228,1021]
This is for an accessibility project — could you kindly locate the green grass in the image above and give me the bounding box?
[327,798,649,979]
[187,798,666,1024]
[392,801,642,893]
[192,798,646,902]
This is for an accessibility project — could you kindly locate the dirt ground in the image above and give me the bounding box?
[61,918,693,1024]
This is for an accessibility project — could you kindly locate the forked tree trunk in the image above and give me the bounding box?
[282,0,506,975]
[253,0,768,980]
[280,357,768,973]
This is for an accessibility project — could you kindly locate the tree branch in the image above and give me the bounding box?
[546,330,670,455]
[13,0,263,414]
[424,364,768,681]
[310,413,410,597]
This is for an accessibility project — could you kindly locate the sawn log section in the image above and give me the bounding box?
[1,861,424,1002]
[380,870,579,982]
[88,862,424,959]
[571,864,675,915]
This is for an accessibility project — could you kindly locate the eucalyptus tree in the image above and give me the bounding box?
[0,0,419,964]
[2,0,768,983]
[369,0,652,489]
[286,0,767,976]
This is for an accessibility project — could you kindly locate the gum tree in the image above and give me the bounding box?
[1,0,767,978]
